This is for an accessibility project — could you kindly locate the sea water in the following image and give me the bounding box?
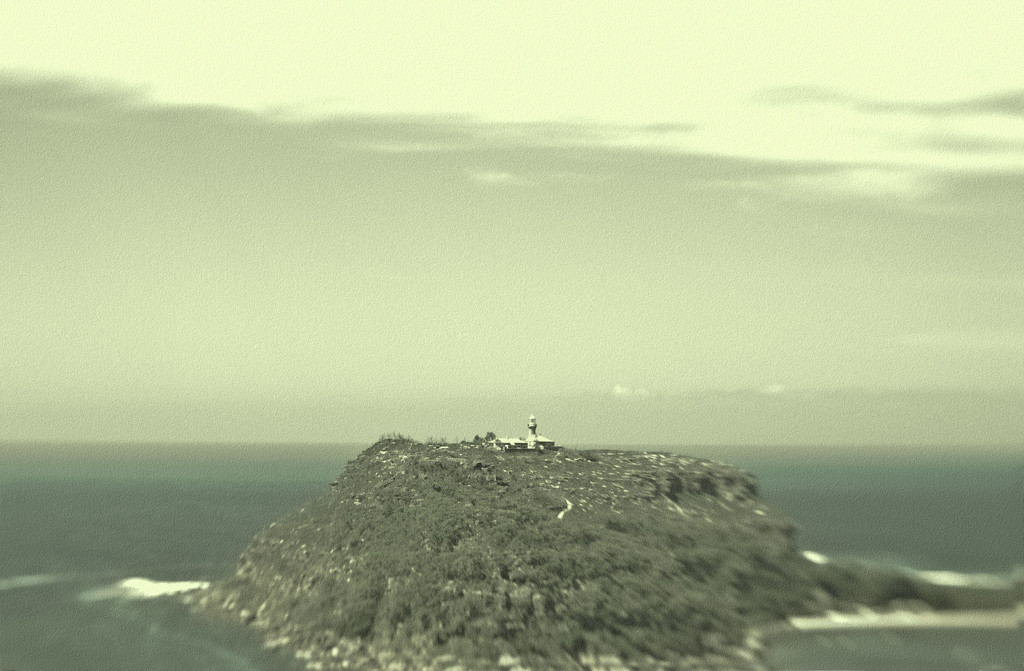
[1,442,1021,671]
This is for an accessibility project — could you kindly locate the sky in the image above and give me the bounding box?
[2,2,1023,445]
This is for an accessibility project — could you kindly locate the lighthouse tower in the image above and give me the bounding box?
[527,414,538,450]
[496,415,557,451]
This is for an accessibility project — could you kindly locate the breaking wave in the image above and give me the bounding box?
[78,577,210,602]
[0,573,209,601]
[800,550,1021,590]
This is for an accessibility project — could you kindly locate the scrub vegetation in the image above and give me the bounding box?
[192,438,824,669]
[189,438,1015,670]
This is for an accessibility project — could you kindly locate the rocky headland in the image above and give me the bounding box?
[185,438,1022,671]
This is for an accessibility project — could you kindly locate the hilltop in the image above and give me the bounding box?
[185,438,1019,670]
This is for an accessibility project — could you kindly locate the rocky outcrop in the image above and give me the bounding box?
[186,439,834,670]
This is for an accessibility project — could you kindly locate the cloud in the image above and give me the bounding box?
[746,86,1024,180]
[352,120,697,155]
[466,168,612,186]
[3,72,1021,224]
[8,73,1022,194]
[919,134,1024,154]
[636,122,700,134]
[756,86,1024,119]
[877,91,1024,119]
[0,72,149,116]
[745,167,937,201]
[611,385,650,398]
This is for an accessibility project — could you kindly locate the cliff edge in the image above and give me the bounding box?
[186,439,835,670]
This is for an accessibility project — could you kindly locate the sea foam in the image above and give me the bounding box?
[0,573,66,592]
[917,570,1014,590]
[800,550,1019,590]
[788,606,1024,631]
[79,577,210,601]
[801,550,830,564]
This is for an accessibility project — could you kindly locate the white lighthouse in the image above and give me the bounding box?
[496,415,557,451]
[527,414,538,450]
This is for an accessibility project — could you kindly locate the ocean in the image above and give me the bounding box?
[1,442,1021,671]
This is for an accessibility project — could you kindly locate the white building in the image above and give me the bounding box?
[493,415,558,452]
